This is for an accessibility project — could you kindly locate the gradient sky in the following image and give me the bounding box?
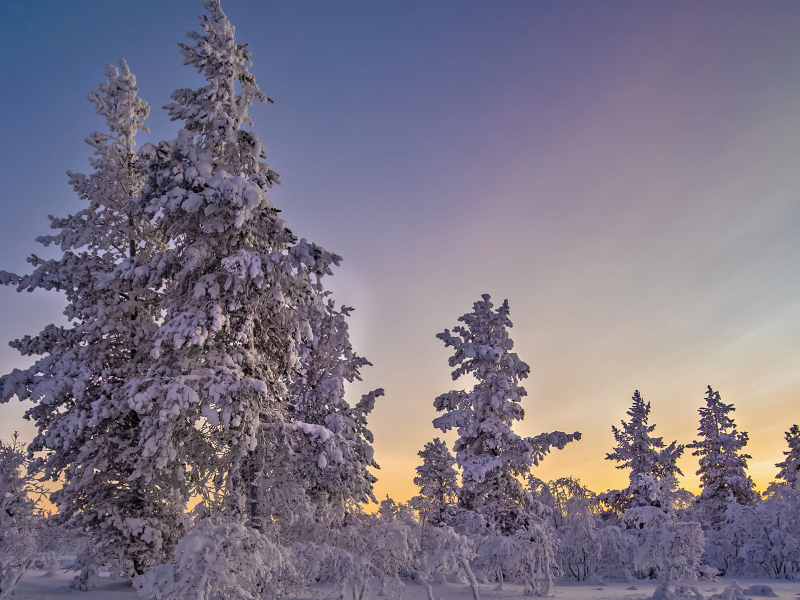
[1,1,800,504]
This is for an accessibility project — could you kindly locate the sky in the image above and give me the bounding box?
[1,0,800,504]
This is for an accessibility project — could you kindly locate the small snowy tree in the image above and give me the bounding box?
[775,424,800,489]
[134,521,295,600]
[0,433,40,599]
[426,526,480,600]
[0,60,184,579]
[623,475,704,597]
[688,386,757,526]
[605,391,684,510]
[410,438,459,528]
[433,294,580,535]
[530,480,600,581]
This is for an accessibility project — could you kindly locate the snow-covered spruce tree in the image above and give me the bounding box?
[604,391,684,511]
[0,433,40,599]
[0,61,185,580]
[433,295,580,535]
[775,424,800,488]
[688,386,757,526]
[410,437,459,528]
[126,0,375,533]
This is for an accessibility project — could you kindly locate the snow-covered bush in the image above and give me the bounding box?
[708,484,800,577]
[594,524,638,580]
[0,433,39,599]
[425,526,480,600]
[556,495,602,581]
[0,57,184,579]
[134,520,294,600]
[511,522,559,596]
[624,476,704,592]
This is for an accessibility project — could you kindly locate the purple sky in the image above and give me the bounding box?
[2,1,800,502]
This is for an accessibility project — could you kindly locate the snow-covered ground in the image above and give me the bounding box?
[12,571,800,600]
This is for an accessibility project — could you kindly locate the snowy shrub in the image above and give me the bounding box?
[624,476,704,590]
[0,434,39,599]
[292,539,371,600]
[461,519,558,596]
[512,522,559,596]
[709,486,800,578]
[425,526,480,600]
[594,524,638,580]
[372,523,415,599]
[134,520,294,600]
[556,496,603,581]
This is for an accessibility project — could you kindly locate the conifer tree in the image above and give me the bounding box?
[410,438,459,527]
[688,386,757,525]
[126,0,378,526]
[433,294,580,535]
[0,61,183,578]
[775,424,800,488]
[606,390,684,509]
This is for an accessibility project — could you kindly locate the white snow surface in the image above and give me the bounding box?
[10,572,800,600]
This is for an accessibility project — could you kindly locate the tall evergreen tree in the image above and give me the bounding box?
[433,294,580,535]
[606,390,684,509]
[688,386,757,525]
[0,61,183,578]
[126,0,378,526]
[410,438,459,527]
[775,424,800,489]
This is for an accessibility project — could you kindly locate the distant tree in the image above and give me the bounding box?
[688,386,757,526]
[432,294,580,535]
[605,391,684,509]
[0,61,183,580]
[410,438,459,528]
[775,424,800,488]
